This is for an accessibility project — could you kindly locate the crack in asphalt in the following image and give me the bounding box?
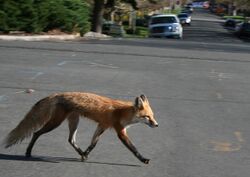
[1,85,250,105]
[0,44,250,64]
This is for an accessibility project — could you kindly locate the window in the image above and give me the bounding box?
[151,17,177,25]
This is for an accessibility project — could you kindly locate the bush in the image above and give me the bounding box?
[18,0,38,33]
[0,0,38,32]
[124,26,148,38]
[63,0,91,35]
[0,10,7,32]
[223,15,245,20]
[0,0,90,35]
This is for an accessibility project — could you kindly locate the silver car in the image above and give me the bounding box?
[149,14,183,39]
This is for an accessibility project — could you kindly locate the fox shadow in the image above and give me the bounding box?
[0,153,140,167]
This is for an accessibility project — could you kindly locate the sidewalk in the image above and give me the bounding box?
[0,32,112,41]
[0,34,80,41]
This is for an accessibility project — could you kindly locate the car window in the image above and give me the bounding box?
[178,14,188,18]
[151,17,177,24]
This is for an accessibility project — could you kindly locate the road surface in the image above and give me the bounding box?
[0,8,249,177]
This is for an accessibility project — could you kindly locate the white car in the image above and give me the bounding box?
[149,14,183,39]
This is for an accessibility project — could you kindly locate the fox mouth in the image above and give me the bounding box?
[147,120,158,128]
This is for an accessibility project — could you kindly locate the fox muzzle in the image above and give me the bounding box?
[148,119,158,128]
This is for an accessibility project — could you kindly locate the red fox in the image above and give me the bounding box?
[3,92,158,164]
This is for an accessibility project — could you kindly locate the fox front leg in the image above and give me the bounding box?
[81,124,105,161]
[117,128,150,164]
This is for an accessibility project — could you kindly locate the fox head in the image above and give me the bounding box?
[133,95,158,128]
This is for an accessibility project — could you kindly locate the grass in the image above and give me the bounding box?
[223,15,245,21]
[123,26,149,38]
[163,8,181,15]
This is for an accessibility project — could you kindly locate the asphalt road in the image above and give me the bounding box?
[0,9,250,177]
[183,8,248,43]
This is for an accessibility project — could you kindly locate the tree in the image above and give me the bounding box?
[92,0,105,33]
[91,0,141,33]
[0,0,90,35]
[215,0,250,16]
[0,0,37,32]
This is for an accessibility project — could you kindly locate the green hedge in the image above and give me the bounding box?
[223,16,245,20]
[0,0,90,35]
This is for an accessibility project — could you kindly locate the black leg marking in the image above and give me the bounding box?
[81,125,105,161]
[68,115,85,156]
[117,128,150,164]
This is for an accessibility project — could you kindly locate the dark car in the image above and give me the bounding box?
[185,6,194,13]
[235,22,250,37]
[178,13,191,26]
[224,19,242,28]
[102,21,125,36]
[224,19,237,28]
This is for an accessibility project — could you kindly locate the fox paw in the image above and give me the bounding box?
[141,158,150,164]
[81,154,88,162]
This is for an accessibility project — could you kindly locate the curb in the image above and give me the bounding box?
[0,35,80,41]
[0,32,113,41]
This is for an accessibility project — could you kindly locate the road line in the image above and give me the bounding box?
[209,69,233,80]
[0,95,6,102]
[89,62,119,69]
[57,61,68,66]
[235,131,245,143]
[209,140,241,152]
[57,60,119,69]
[31,72,44,80]
[216,93,223,99]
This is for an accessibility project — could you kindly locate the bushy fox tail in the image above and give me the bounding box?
[3,97,54,148]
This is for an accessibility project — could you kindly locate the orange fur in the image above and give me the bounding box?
[3,92,158,164]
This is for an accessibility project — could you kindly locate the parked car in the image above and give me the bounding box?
[203,1,210,9]
[224,19,237,28]
[185,6,194,13]
[192,2,204,8]
[148,14,183,39]
[178,13,191,26]
[235,22,250,38]
[181,9,192,14]
[102,21,125,36]
[224,19,242,29]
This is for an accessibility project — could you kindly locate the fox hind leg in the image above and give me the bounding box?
[25,118,65,157]
[25,106,68,157]
[68,114,85,157]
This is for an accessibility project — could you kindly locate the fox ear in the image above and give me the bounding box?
[135,97,143,109]
[140,94,147,102]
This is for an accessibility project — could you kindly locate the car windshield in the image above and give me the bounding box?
[151,16,177,24]
[178,14,188,18]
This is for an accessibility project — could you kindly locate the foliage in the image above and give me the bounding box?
[124,25,148,38]
[0,0,90,35]
[216,0,250,11]
[0,0,37,32]
[223,15,245,20]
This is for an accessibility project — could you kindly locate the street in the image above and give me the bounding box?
[0,9,250,177]
[183,8,249,43]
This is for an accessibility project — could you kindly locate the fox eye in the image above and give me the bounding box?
[144,115,150,119]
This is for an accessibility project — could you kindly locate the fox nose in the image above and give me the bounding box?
[151,121,158,128]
